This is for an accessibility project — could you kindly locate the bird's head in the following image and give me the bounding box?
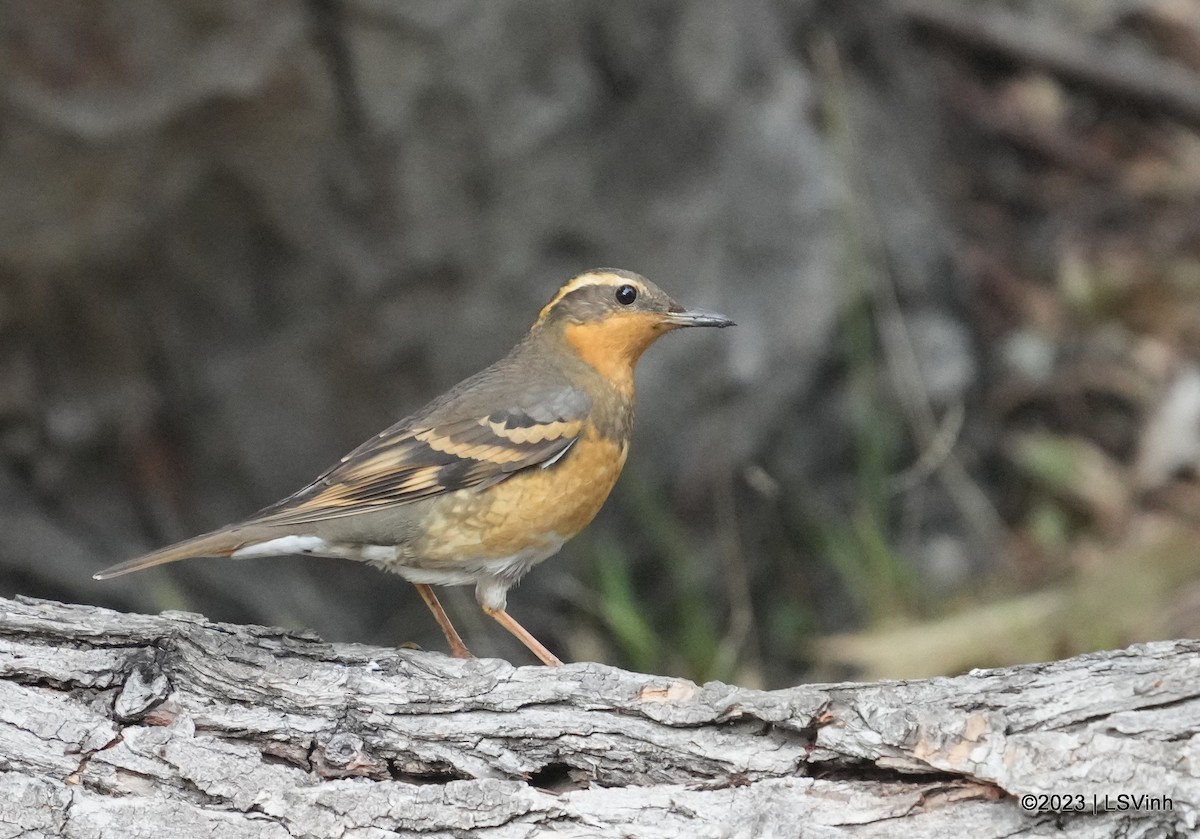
[531,268,733,389]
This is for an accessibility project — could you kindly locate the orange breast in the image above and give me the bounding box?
[417,429,629,562]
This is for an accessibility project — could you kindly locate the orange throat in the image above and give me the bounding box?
[562,314,668,394]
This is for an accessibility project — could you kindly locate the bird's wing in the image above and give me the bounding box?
[250,387,590,527]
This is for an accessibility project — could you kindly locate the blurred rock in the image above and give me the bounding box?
[0,0,974,681]
[1135,364,1200,489]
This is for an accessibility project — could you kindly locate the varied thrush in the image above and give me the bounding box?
[94,269,734,665]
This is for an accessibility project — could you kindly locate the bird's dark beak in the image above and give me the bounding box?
[661,306,735,329]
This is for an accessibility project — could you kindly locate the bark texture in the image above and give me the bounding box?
[0,596,1194,837]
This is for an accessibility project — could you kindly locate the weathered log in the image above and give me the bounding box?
[0,595,1193,837]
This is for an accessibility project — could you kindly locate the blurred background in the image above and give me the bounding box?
[4,0,1200,688]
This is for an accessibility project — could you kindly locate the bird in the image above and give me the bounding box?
[94,268,734,666]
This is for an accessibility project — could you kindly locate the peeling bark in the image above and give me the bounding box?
[0,596,1194,837]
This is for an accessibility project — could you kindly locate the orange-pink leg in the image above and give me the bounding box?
[413,584,473,659]
[482,605,563,667]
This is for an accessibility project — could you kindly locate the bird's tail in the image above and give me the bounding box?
[92,529,247,580]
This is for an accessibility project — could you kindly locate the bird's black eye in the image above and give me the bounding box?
[615,284,637,305]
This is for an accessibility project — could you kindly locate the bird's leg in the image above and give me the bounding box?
[481,605,564,667]
[413,583,474,659]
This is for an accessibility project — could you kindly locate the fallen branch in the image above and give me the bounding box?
[0,596,1194,836]
[903,0,1200,128]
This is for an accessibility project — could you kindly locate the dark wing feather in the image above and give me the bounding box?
[250,386,589,527]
